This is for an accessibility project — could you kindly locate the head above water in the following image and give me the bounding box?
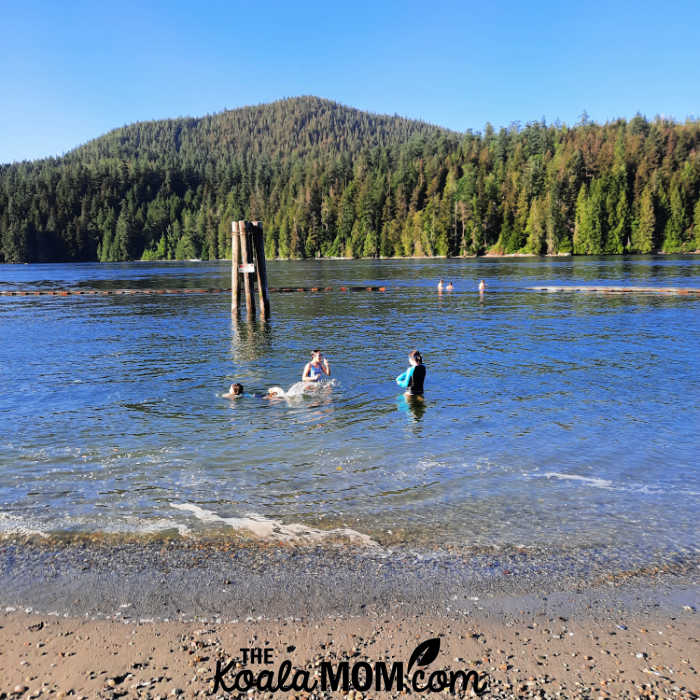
[230,383,243,395]
[311,349,324,362]
[409,350,423,365]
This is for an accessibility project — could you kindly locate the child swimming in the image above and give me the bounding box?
[223,382,244,398]
[395,350,426,396]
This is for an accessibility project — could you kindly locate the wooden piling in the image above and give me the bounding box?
[239,220,256,316]
[231,221,240,313]
[251,221,270,318]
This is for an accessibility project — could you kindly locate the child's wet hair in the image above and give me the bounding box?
[409,350,422,364]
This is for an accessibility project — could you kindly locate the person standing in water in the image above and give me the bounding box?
[302,349,331,382]
[478,279,486,293]
[396,350,426,396]
[437,279,444,292]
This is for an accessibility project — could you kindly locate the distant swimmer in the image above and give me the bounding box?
[223,382,244,398]
[446,281,454,291]
[478,280,486,293]
[302,349,331,382]
[437,279,444,292]
[395,350,426,396]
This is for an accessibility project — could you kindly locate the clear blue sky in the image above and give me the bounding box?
[2,0,698,163]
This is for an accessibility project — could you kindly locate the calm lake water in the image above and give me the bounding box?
[1,257,698,567]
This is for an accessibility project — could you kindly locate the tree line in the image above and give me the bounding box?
[1,97,698,263]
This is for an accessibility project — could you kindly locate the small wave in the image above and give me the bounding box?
[123,516,190,537]
[285,381,309,397]
[540,472,613,489]
[265,378,337,399]
[170,503,379,547]
[0,512,48,538]
[531,472,700,498]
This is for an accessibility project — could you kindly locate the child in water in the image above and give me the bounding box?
[223,382,244,398]
[226,384,291,400]
[302,349,331,382]
[396,350,426,396]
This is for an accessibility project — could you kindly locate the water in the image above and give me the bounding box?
[0,257,698,567]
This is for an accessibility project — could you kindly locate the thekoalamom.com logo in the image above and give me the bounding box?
[213,637,489,695]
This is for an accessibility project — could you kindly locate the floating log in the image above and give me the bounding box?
[0,286,387,297]
[528,286,700,295]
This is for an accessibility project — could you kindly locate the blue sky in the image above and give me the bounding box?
[2,0,698,163]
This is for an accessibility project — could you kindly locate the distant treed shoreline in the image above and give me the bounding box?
[1,97,699,263]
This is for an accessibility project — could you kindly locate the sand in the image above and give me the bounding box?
[1,607,698,698]
[0,539,698,698]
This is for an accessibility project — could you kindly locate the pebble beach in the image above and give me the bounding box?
[0,537,698,698]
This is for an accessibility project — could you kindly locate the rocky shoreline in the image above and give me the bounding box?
[0,538,696,621]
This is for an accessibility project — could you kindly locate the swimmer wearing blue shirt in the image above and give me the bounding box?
[302,349,331,382]
[396,350,426,396]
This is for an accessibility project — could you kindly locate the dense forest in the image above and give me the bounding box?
[1,96,699,263]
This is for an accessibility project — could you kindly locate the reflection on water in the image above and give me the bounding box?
[397,395,427,422]
[231,316,273,364]
[0,257,698,567]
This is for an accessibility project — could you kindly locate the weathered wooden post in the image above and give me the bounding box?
[231,221,240,313]
[239,219,256,317]
[232,219,270,318]
[251,221,270,318]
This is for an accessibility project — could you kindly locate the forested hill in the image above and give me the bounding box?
[1,96,699,263]
[66,96,448,166]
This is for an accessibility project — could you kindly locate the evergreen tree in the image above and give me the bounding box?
[362,227,378,257]
[631,186,656,253]
[573,185,589,254]
[525,197,546,254]
[663,182,688,251]
[693,198,700,250]
[174,231,197,259]
[608,186,630,253]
